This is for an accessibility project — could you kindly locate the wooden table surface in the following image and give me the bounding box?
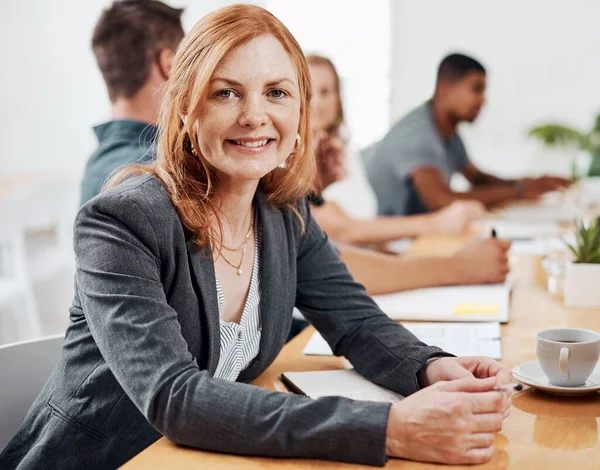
[122,235,600,470]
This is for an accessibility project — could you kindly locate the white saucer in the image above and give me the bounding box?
[512,361,600,395]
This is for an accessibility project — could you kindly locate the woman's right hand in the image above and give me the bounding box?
[385,376,509,465]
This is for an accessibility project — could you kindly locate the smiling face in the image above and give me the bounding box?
[195,34,301,185]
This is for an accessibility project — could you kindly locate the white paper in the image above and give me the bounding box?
[509,235,575,255]
[304,322,502,359]
[303,330,335,356]
[403,322,502,359]
[371,281,511,323]
[482,220,561,240]
[385,238,413,254]
[282,369,403,403]
[498,204,580,223]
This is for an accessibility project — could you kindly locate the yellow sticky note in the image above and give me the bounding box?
[453,303,501,315]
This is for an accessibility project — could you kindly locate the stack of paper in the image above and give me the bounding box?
[303,322,502,359]
[370,281,511,323]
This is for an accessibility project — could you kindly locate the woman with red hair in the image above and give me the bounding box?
[2,6,511,469]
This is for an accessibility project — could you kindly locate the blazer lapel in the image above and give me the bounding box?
[186,240,221,375]
[237,191,293,382]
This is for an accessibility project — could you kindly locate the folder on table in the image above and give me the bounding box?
[371,281,512,323]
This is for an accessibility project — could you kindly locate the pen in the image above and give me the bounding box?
[494,383,523,393]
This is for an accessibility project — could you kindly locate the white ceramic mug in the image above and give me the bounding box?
[536,328,600,387]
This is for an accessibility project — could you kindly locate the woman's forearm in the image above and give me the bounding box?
[333,214,439,245]
[312,202,439,245]
[339,245,462,296]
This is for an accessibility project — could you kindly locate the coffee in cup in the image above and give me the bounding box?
[536,328,600,387]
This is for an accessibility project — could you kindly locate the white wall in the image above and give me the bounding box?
[4,1,597,179]
[0,0,387,178]
[0,0,241,177]
[390,0,600,177]
[265,0,391,148]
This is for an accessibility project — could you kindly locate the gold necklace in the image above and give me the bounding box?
[220,210,254,276]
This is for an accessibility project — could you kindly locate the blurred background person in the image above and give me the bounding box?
[367,53,571,217]
[80,0,185,205]
[307,54,487,242]
[306,55,511,295]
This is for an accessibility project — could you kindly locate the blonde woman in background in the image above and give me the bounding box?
[1,6,512,469]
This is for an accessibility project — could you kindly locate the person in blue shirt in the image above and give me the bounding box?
[80,0,185,205]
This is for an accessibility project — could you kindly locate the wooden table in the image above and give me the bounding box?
[122,236,600,469]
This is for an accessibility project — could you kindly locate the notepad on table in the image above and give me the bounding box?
[371,281,511,323]
[303,322,502,359]
[281,369,403,403]
[453,303,501,315]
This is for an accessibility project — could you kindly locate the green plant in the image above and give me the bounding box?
[528,114,600,178]
[566,217,600,263]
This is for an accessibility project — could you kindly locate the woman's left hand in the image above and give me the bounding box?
[419,357,513,419]
[420,356,513,389]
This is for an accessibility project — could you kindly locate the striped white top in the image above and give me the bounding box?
[213,217,262,382]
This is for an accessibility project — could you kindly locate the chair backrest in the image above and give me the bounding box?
[0,334,64,451]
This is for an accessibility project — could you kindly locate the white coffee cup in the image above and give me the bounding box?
[536,328,600,387]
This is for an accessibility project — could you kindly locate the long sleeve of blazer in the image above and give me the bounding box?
[0,175,450,469]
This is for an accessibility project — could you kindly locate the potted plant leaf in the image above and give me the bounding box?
[529,114,600,179]
[564,217,600,308]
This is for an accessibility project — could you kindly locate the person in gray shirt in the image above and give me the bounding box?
[367,53,571,216]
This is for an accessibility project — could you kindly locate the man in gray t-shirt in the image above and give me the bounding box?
[367,54,571,216]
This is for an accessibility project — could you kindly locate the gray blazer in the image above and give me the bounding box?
[1,175,449,469]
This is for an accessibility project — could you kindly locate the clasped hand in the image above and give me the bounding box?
[386,356,513,465]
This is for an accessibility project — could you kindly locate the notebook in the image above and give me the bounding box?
[303,322,502,359]
[371,281,512,323]
[281,369,403,403]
